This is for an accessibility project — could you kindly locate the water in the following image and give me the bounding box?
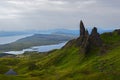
[0,34,32,44]
[4,42,67,55]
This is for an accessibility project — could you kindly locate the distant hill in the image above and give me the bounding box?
[0,31,32,37]
[0,29,79,37]
[0,34,75,51]
[0,28,112,37]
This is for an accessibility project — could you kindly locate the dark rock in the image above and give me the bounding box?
[78,24,102,54]
[64,21,103,54]
[91,27,97,35]
[76,21,90,54]
[81,30,90,53]
[80,20,85,36]
[89,27,103,47]
[76,21,87,46]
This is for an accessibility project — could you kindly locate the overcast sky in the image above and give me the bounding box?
[0,0,120,31]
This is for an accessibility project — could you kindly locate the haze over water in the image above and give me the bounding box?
[0,35,32,45]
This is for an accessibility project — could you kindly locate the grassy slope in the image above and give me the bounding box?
[0,32,120,80]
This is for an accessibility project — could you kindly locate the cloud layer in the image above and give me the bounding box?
[0,0,120,31]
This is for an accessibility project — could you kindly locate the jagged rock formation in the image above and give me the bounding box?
[64,20,103,54]
[76,21,103,54]
[89,27,103,47]
[76,21,89,47]
[78,21,103,54]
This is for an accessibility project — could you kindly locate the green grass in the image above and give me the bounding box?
[101,31,120,45]
[0,31,120,80]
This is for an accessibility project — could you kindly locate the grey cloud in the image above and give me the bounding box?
[0,0,119,31]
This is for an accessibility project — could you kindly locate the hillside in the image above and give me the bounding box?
[0,34,74,51]
[0,21,120,80]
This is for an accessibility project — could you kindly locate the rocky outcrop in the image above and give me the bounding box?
[76,21,89,46]
[89,27,103,47]
[80,30,89,53]
[77,21,103,54]
[63,20,103,54]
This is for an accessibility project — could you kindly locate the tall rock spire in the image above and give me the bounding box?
[80,20,85,37]
[76,20,86,46]
[78,25,103,54]
[64,21,103,54]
